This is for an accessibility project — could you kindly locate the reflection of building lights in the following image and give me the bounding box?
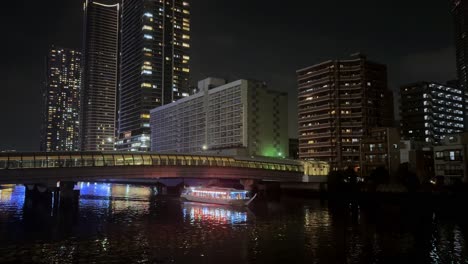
[183,204,248,224]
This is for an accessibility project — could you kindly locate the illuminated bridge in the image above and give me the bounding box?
[0,152,329,185]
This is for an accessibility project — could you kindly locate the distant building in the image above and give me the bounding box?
[150,78,289,158]
[41,47,81,152]
[451,0,468,129]
[296,53,394,170]
[360,127,400,180]
[400,140,434,184]
[81,0,120,151]
[289,138,299,159]
[400,82,464,144]
[116,0,191,152]
[434,132,468,184]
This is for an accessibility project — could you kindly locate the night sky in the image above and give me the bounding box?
[0,0,457,151]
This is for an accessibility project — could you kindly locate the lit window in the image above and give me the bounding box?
[143,12,153,18]
[142,25,153,31]
[141,83,152,88]
[144,34,153,40]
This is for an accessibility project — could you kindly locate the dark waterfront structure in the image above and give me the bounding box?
[117,0,191,152]
[81,0,120,151]
[400,82,464,144]
[359,127,400,179]
[452,0,468,129]
[296,53,394,170]
[289,138,299,159]
[41,47,81,152]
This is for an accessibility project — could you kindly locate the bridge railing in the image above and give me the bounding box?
[0,153,306,174]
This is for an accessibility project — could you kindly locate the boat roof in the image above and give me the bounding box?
[188,186,247,192]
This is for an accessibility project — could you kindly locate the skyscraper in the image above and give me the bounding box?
[452,0,468,129]
[81,0,120,151]
[117,0,191,152]
[41,47,81,152]
[296,53,394,170]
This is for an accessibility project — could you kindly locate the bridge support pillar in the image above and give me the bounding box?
[240,179,258,192]
[59,181,79,208]
[24,184,53,202]
[259,181,281,197]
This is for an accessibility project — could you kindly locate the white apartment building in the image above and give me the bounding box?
[150,78,289,158]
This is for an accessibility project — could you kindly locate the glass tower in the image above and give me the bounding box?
[41,47,81,152]
[117,0,191,151]
[81,0,120,151]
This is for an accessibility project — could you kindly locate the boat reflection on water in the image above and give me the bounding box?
[182,202,251,225]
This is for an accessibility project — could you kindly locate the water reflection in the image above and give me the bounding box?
[0,185,25,219]
[182,202,249,225]
[0,183,467,263]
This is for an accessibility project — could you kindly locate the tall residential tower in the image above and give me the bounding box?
[117,0,191,151]
[297,54,394,170]
[41,47,81,152]
[81,0,120,151]
[452,0,468,129]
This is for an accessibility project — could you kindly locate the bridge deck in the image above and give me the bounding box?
[0,152,305,172]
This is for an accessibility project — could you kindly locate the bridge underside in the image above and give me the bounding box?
[0,166,304,185]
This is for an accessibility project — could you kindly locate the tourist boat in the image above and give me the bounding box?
[0,184,15,190]
[180,187,257,206]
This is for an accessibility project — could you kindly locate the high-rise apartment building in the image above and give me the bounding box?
[150,78,289,158]
[117,0,191,151]
[41,47,81,152]
[400,82,464,144]
[452,0,468,129]
[81,0,120,151]
[297,53,394,170]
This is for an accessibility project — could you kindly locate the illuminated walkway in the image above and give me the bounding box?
[0,152,329,184]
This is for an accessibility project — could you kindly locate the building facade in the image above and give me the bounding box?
[117,0,191,151]
[451,0,468,129]
[400,140,434,183]
[296,53,394,170]
[41,47,81,152]
[400,82,464,144]
[434,132,468,184]
[289,138,299,159]
[81,0,120,151]
[360,127,400,179]
[150,78,289,158]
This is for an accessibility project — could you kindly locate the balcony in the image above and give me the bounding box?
[300,132,333,139]
[298,96,331,106]
[300,151,334,158]
[443,170,464,176]
[299,104,331,113]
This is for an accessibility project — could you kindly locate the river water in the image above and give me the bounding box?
[0,183,467,263]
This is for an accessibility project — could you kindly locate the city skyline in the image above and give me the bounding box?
[0,0,457,151]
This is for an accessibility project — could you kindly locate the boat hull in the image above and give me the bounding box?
[181,194,254,206]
